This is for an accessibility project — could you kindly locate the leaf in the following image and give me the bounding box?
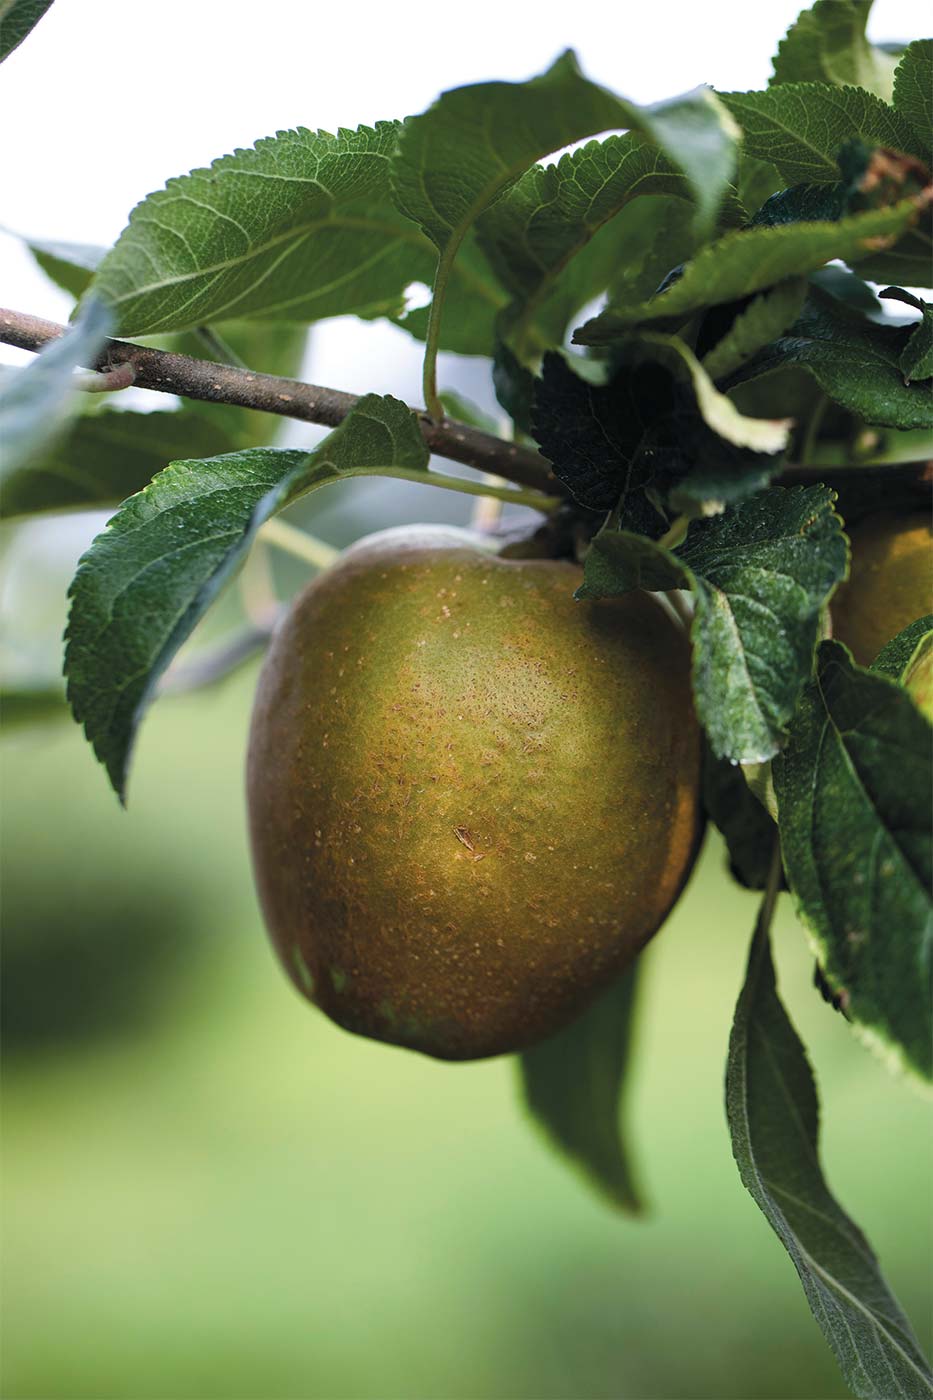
[391,53,738,365]
[574,198,927,341]
[580,486,848,763]
[518,964,644,1212]
[531,352,672,522]
[1,407,236,518]
[879,288,933,383]
[773,641,933,1082]
[701,278,809,380]
[0,0,53,62]
[0,298,111,480]
[65,395,429,800]
[86,123,456,339]
[702,746,779,890]
[870,615,933,684]
[726,899,933,1400]
[533,336,790,522]
[893,41,933,160]
[393,53,737,252]
[771,0,898,102]
[26,235,106,298]
[476,134,696,355]
[726,285,933,430]
[719,84,925,185]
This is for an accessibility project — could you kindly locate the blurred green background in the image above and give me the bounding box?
[1,476,931,1400]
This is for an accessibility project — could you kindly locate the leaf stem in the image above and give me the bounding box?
[194,326,249,369]
[259,519,341,571]
[658,514,689,551]
[758,838,785,940]
[422,246,456,420]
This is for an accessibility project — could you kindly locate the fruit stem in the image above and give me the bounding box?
[259,519,341,570]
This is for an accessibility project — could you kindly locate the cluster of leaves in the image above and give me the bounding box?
[2,3,932,1396]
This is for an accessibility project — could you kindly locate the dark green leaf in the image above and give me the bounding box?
[770,0,898,101]
[519,964,644,1212]
[870,615,933,684]
[492,337,537,435]
[893,40,933,160]
[580,487,848,763]
[531,352,672,522]
[773,640,933,1082]
[726,286,933,429]
[879,288,933,383]
[575,198,926,341]
[0,0,53,62]
[736,154,784,219]
[26,236,105,298]
[727,902,933,1399]
[86,124,454,339]
[65,395,429,800]
[0,298,111,480]
[702,746,778,889]
[534,339,788,521]
[2,408,235,518]
[701,278,808,380]
[719,84,924,184]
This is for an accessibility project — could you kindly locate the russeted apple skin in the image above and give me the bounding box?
[833,510,932,666]
[247,526,701,1061]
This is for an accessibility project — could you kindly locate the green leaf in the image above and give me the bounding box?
[726,899,933,1400]
[0,298,111,480]
[701,278,809,380]
[773,640,933,1082]
[65,394,429,800]
[726,286,933,429]
[0,0,53,62]
[476,134,696,356]
[736,154,784,219]
[86,124,451,338]
[870,615,933,684]
[771,0,899,101]
[719,83,925,184]
[533,339,788,521]
[519,964,644,1212]
[580,486,848,763]
[702,746,778,890]
[879,288,933,383]
[893,40,933,160]
[26,235,106,298]
[574,198,926,341]
[391,53,738,380]
[1,407,236,518]
[393,53,737,252]
[531,352,673,520]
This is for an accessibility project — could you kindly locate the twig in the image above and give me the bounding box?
[160,618,279,694]
[259,519,341,570]
[0,309,558,496]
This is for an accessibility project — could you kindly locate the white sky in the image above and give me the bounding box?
[0,0,928,405]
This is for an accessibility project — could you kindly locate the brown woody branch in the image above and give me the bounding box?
[0,309,558,496]
[1,308,930,505]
